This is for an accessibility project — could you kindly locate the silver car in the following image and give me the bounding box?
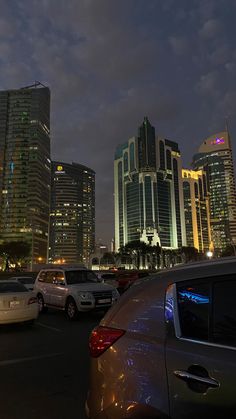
[86,257,236,418]
[34,266,119,320]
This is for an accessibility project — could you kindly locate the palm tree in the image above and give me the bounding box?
[0,241,31,271]
[181,246,199,263]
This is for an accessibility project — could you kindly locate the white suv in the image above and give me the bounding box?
[34,266,119,320]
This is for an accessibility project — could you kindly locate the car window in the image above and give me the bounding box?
[86,271,98,282]
[45,271,55,284]
[212,279,236,347]
[55,271,65,284]
[38,271,47,282]
[65,270,98,285]
[176,276,236,349]
[0,282,28,293]
[177,281,210,341]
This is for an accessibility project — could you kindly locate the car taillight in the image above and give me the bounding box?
[89,326,125,358]
[28,297,37,305]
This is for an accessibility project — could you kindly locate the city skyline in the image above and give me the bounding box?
[0,1,235,244]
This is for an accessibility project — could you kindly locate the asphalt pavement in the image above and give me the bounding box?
[0,310,102,419]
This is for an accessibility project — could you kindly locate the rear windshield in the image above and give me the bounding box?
[65,270,98,285]
[0,282,28,293]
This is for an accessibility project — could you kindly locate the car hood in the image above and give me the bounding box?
[68,283,115,292]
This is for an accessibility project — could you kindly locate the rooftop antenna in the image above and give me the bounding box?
[20,81,48,89]
[225,116,230,133]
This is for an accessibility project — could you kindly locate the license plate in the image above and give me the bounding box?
[9,300,20,308]
[97,298,111,304]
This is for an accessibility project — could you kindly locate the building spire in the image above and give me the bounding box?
[225,116,229,133]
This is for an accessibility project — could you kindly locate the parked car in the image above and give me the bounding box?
[0,280,39,325]
[86,257,236,418]
[101,270,149,293]
[10,276,35,291]
[34,265,120,320]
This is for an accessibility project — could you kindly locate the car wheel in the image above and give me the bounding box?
[66,298,78,321]
[37,294,48,313]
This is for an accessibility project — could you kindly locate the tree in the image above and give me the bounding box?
[100,252,115,266]
[121,240,155,269]
[180,246,199,263]
[0,241,31,271]
[221,245,236,257]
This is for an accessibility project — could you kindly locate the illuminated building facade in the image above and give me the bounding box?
[192,131,236,253]
[49,161,95,265]
[0,83,51,265]
[114,117,186,251]
[182,169,212,252]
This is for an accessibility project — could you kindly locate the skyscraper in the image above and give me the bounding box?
[114,117,186,251]
[0,83,51,265]
[192,130,236,253]
[49,161,95,265]
[182,168,212,252]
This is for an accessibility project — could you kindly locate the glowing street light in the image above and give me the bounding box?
[206,250,213,259]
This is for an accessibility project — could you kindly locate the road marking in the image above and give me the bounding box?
[0,352,63,367]
[37,322,62,332]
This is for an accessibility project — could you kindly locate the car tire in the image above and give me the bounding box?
[66,298,78,321]
[37,294,48,313]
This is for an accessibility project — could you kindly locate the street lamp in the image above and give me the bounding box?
[206,250,213,259]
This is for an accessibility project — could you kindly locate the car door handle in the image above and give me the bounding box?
[174,370,220,388]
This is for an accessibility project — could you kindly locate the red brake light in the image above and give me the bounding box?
[28,297,37,305]
[89,326,125,358]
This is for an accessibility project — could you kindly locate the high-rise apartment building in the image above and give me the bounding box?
[114,117,186,251]
[182,169,212,252]
[49,161,95,265]
[0,83,51,265]
[192,130,236,253]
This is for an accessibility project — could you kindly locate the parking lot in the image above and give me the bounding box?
[0,310,102,419]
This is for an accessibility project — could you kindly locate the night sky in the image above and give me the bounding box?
[0,0,236,246]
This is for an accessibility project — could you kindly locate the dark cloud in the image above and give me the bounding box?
[0,0,235,244]
[169,36,189,56]
[199,18,222,39]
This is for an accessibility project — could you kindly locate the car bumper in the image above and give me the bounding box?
[78,298,118,312]
[0,305,39,324]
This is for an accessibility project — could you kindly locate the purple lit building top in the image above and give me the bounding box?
[211,137,225,145]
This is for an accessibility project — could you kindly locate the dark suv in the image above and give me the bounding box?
[86,257,236,418]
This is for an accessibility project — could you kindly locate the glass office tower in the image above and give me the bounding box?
[114,117,186,251]
[0,83,51,265]
[182,169,212,252]
[49,161,95,266]
[192,131,236,253]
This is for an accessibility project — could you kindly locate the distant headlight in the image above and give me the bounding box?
[78,292,93,300]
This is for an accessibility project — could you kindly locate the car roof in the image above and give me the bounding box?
[150,256,236,285]
[101,257,236,337]
[0,279,19,283]
[39,265,87,271]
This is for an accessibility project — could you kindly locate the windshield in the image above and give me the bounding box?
[65,270,98,285]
